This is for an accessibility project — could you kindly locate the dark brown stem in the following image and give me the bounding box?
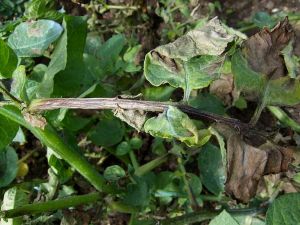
[29,97,253,133]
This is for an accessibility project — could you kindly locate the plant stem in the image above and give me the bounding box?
[29,98,252,133]
[129,150,139,170]
[268,106,300,133]
[1,192,101,218]
[177,157,199,211]
[134,154,168,177]
[0,105,112,193]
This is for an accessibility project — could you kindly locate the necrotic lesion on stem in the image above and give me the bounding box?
[29,97,252,132]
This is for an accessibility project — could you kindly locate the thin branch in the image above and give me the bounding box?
[29,97,256,134]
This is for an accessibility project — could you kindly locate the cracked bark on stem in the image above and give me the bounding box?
[29,98,252,132]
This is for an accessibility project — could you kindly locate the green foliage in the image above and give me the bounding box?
[0,147,18,188]
[0,0,26,19]
[281,41,299,79]
[88,115,125,147]
[11,66,28,103]
[24,0,63,21]
[104,165,126,181]
[122,176,151,208]
[252,12,277,29]
[38,16,88,98]
[266,193,300,225]
[47,152,74,184]
[0,39,18,78]
[0,114,19,150]
[8,19,63,57]
[0,187,29,225]
[198,143,225,195]
[116,141,131,156]
[209,210,239,225]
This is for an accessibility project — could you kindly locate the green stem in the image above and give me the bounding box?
[129,150,139,170]
[0,105,111,193]
[1,192,101,218]
[134,154,168,177]
[238,23,256,32]
[268,106,300,132]
[177,157,198,210]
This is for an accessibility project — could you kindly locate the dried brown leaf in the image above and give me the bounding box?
[113,108,146,132]
[261,143,294,174]
[225,134,268,202]
[243,17,294,79]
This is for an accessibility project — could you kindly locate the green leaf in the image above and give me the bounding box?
[129,137,143,150]
[60,111,90,132]
[24,0,63,21]
[189,93,226,115]
[155,171,178,204]
[144,17,234,100]
[144,106,210,147]
[281,41,299,79]
[123,177,150,208]
[48,151,74,184]
[123,44,142,73]
[145,53,224,101]
[8,19,63,57]
[198,143,225,195]
[252,12,277,29]
[97,34,126,75]
[0,113,19,150]
[266,193,300,225]
[209,210,239,225]
[0,38,17,78]
[11,65,28,103]
[0,187,29,225]
[293,172,300,184]
[143,86,175,101]
[104,165,126,181]
[88,116,125,147]
[116,141,131,156]
[38,16,88,98]
[84,32,102,56]
[232,50,300,106]
[186,173,202,196]
[0,147,18,188]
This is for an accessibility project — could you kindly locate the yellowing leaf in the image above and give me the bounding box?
[144,106,210,146]
[144,17,234,100]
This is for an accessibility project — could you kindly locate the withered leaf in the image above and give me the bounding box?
[232,18,300,107]
[22,111,47,130]
[114,108,146,132]
[144,17,235,100]
[226,134,268,203]
[243,17,294,79]
[261,143,294,174]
